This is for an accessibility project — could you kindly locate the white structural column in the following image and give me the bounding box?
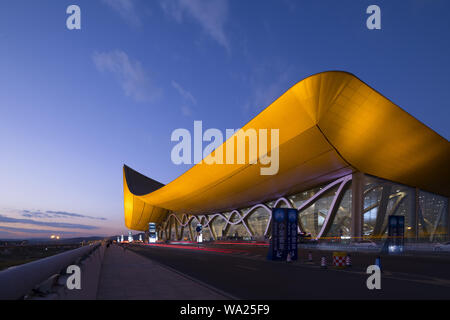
[412,187,419,241]
[351,172,364,241]
[448,196,450,241]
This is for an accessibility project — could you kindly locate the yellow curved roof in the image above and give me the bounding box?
[124,71,450,231]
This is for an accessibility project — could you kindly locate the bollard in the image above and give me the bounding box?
[320,256,327,268]
[345,254,352,267]
[286,253,292,263]
[308,251,313,262]
[375,256,382,272]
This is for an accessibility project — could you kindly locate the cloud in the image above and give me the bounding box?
[171,80,197,116]
[21,210,106,221]
[180,105,192,116]
[21,210,53,219]
[101,0,142,27]
[0,214,100,230]
[243,65,293,114]
[46,211,106,221]
[0,226,81,235]
[161,0,230,52]
[171,81,197,105]
[93,50,161,103]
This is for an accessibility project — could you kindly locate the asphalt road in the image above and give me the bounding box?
[125,243,450,299]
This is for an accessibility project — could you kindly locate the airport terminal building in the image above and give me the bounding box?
[123,71,450,244]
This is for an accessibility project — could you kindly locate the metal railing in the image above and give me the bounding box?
[0,243,101,300]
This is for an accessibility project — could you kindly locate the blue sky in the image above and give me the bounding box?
[0,0,449,238]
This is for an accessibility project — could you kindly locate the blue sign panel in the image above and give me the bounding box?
[149,223,157,243]
[272,208,287,261]
[286,208,298,261]
[271,208,298,261]
[387,215,405,253]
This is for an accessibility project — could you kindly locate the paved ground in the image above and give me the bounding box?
[126,243,450,300]
[96,244,230,300]
[206,242,450,280]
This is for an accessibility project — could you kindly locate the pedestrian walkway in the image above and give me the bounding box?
[96,245,229,300]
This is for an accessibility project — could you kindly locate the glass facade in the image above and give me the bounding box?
[181,224,191,241]
[246,207,271,241]
[200,216,213,241]
[361,175,449,242]
[210,215,227,240]
[327,185,352,238]
[363,176,417,241]
[297,186,339,237]
[169,217,177,241]
[223,212,249,240]
[160,174,449,243]
[418,190,448,242]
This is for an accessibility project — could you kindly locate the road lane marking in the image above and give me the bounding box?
[235,265,258,271]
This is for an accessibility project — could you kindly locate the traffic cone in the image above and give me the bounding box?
[345,254,352,267]
[308,251,313,262]
[286,252,292,263]
[375,256,382,272]
[320,256,327,268]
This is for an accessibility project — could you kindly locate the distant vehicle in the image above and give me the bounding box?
[353,240,377,248]
[434,241,450,252]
